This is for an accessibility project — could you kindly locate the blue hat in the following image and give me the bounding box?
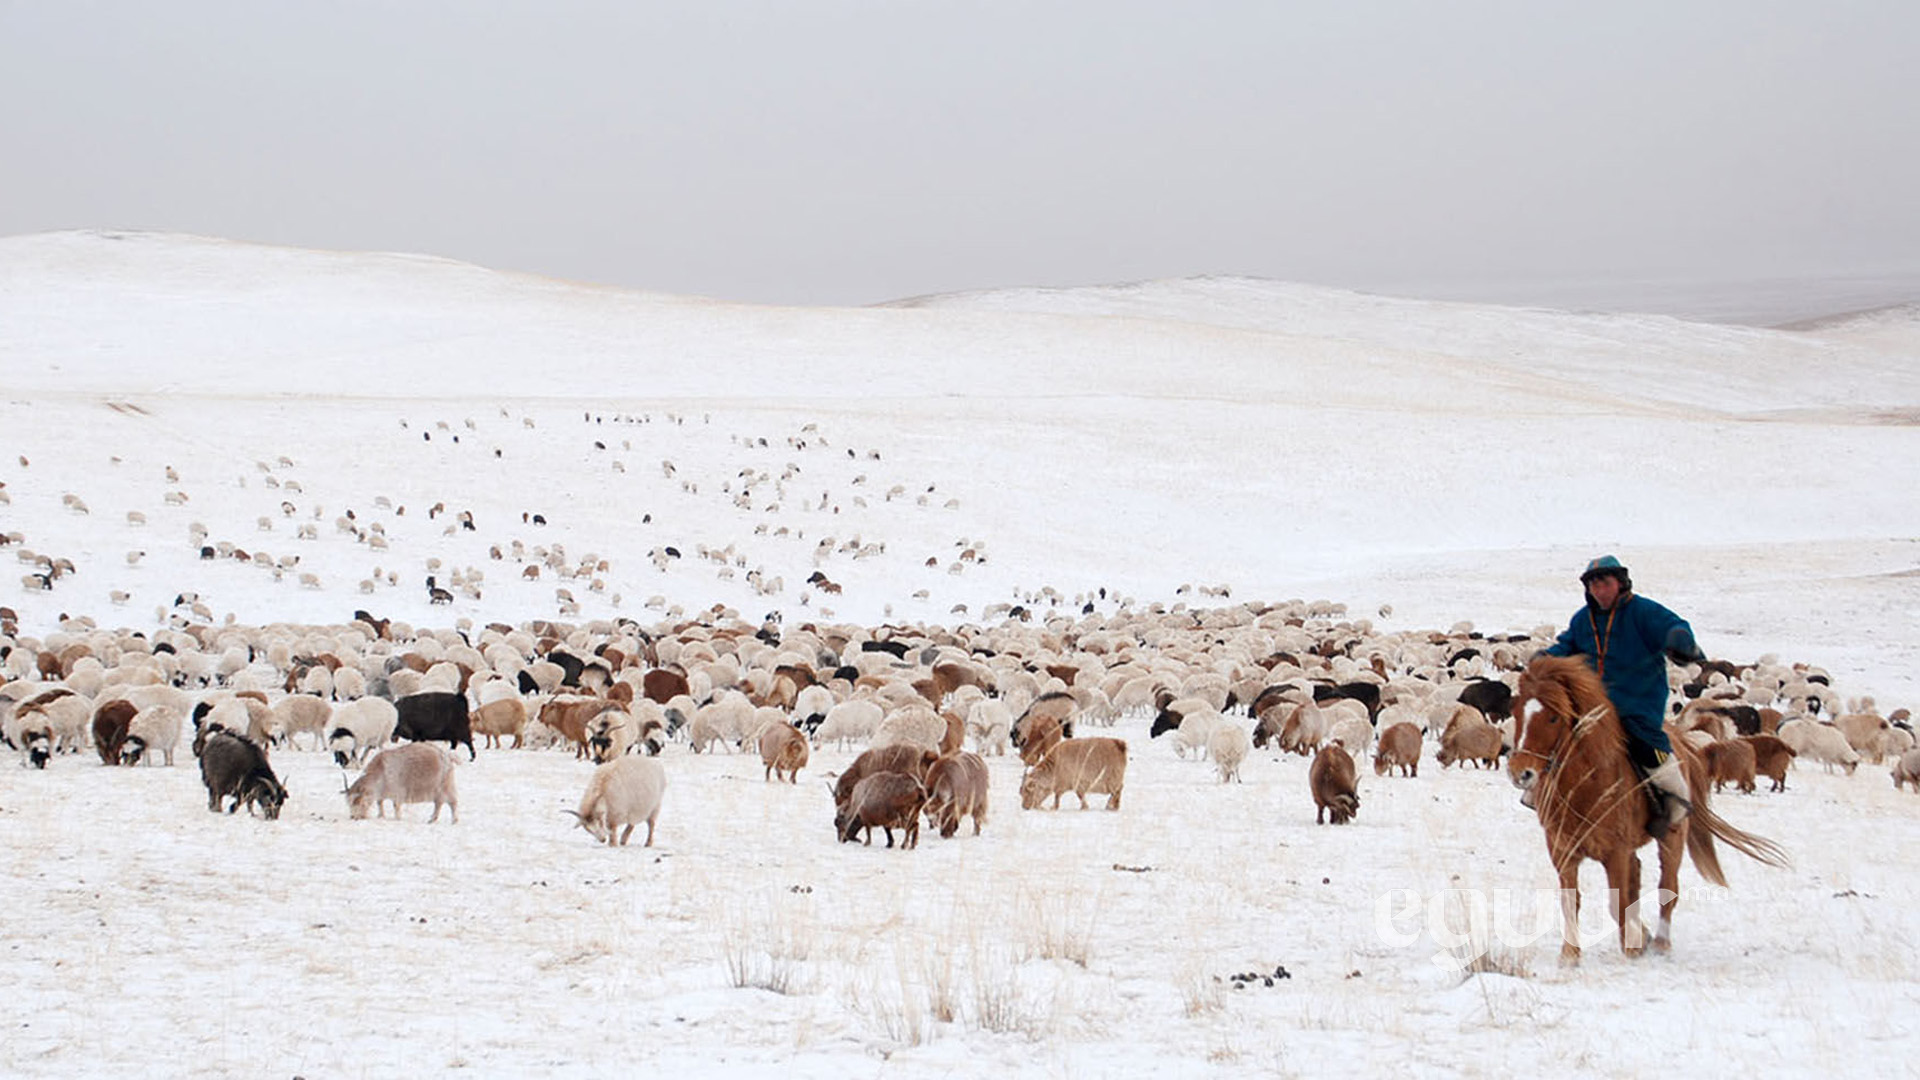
[1580,554,1628,584]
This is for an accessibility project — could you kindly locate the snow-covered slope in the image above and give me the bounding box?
[3,231,1917,698]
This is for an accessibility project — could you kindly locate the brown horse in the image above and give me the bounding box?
[1508,655,1787,965]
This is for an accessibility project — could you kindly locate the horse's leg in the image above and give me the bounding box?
[1606,851,1647,957]
[1653,827,1685,953]
[1555,856,1583,966]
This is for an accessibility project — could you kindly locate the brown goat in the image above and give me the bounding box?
[835,771,927,848]
[1740,734,1797,792]
[1310,744,1360,824]
[923,750,989,838]
[831,744,938,812]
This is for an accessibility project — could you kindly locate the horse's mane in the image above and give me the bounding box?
[1518,654,1614,730]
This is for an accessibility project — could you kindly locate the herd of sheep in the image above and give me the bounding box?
[4,595,1915,855]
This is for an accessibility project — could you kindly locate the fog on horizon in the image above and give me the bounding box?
[3,1,1917,321]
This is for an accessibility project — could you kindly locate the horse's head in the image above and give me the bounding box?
[1508,655,1609,797]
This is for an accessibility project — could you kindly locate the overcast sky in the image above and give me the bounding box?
[4,1,1918,313]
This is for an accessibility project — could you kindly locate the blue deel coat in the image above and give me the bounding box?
[1543,592,1703,754]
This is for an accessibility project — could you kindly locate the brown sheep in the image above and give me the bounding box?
[1016,711,1070,766]
[758,720,810,783]
[538,695,621,759]
[922,750,989,838]
[1372,721,1422,777]
[471,698,529,749]
[835,771,927,848]
[1740,734,1796,792]
[1310,744,1360,824]
[1890,748,1920,793]
[1013,692,1077,764]
[1277,702,1329,757]
[1703,738,1758,794]
[641,667,691,705]
[1436,719,1506,769]
[92,699,138,766]
[1019,737,1127,811]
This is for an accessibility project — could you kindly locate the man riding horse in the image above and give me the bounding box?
[1534,555,1706,836]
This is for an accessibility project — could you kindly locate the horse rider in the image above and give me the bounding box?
[1536,555,1707,836]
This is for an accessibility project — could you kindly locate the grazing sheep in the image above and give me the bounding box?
[538,695,617,757]
[569,756,668,846]
[756,719,810,783]
[15,688,92,758]
[270,694,334,752]
[1327,715,1373,760]
[872,703,947,754]
[1833,712,1894,763]
[1436,716,1507,769]
[471,697,528,749]
[1777,719,1860,774]
[345,743,459,823]
[328,696,399,768]
[1309,744,1360,824]
[1019,737,1127,811]
[91,698,138,765]
[922,750,989,837]
[1703,738,1758,794]
[1277,703,1330,757]
[1014,691,1078,754]
[1208,721,1252,783]
[1372,722,1422,777]
[1893,749,1920,793]
[965,698,1013,755]
[835,771,928,849]
[1739,734,1796,792]
[122,704,184,766]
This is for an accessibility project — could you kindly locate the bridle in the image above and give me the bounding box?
[1514,699,1609,785]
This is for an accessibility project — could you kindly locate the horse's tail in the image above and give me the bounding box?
[1677,744,1790,883]
[1686,798,1790,886]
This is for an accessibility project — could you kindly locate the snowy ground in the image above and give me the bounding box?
[2,232,1918,1076]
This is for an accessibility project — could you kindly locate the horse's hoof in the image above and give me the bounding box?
[1558,947,1582,967]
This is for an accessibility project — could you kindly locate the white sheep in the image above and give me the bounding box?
[569,755,667,846]
[328,696,399,767]
[1209,721,1253,783]
[965,698,1013,756]
[123,704,185,766]
[813,698,883,750]
[1777,719,1860,775]
[870,703,946,753]
[1328,716,1374,759]
[1169,699,1222,760]
[271,694,335,752]
[688,693,755,753]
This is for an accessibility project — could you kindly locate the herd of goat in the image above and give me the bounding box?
[3,599,1917,851]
